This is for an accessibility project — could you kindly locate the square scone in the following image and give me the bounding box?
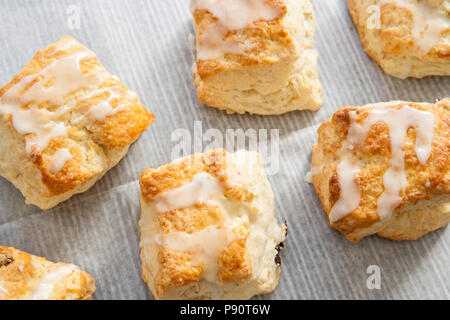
[348,0,450,79]
[0,36,155,209]
[0,246,95,300]
[311,99,450,242]
[139,149,287,299]
[191,0,322,115]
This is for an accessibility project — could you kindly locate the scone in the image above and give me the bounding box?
[191,0,322,115]
[348,0,450,79]
[139,149,287,299]
[0,246,95,300]
[311,99,450,242]
[0,36,155,209]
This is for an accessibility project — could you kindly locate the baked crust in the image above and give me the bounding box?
[348,0,450,79]
[192,0,322,114]
[311,99,450,242]
[193,0,291,78]
[139,149,286,299]
[0,36,155,209]
[0,246,95,300]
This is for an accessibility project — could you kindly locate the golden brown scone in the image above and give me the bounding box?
[191,0,322,115]
[139,149,287,299]
[0,246,95,300]
[0,36,155,209]
[348,0,450,79]
[311,99,450,242]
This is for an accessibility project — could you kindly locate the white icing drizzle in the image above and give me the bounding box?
[48,39,79,55]
[153,172,224,212]
[190,0,282,60]
[48,148,73,174]
[311,164,324,176]
[88,101,125,121]
[0,41,134,171]
[329,105,435,223]
[142,225,238,282]
[71,87,133,124]
[382,0,450,55]
[86,87,126,121]
[306,164,325,183]
[329,157,362,223]
[305,171,313,183]
[124,90,137,101]
[29,265,76,300]
[143,172,246,283]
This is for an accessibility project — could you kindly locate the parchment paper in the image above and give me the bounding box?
[0,0,448,299]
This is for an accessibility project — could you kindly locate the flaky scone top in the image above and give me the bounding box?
[348,0,450,78]
[191,0,301,78]
[0,36,154,200]
[312,99,450,242]
[0,246,95,300]
[139,149,286,299]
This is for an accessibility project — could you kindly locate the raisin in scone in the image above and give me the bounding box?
[311,99,450,242]
[191,0,322,114]
[0,36,155,209]
[139,149,286,299]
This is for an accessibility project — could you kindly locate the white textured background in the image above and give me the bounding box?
[0,0,449,300]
